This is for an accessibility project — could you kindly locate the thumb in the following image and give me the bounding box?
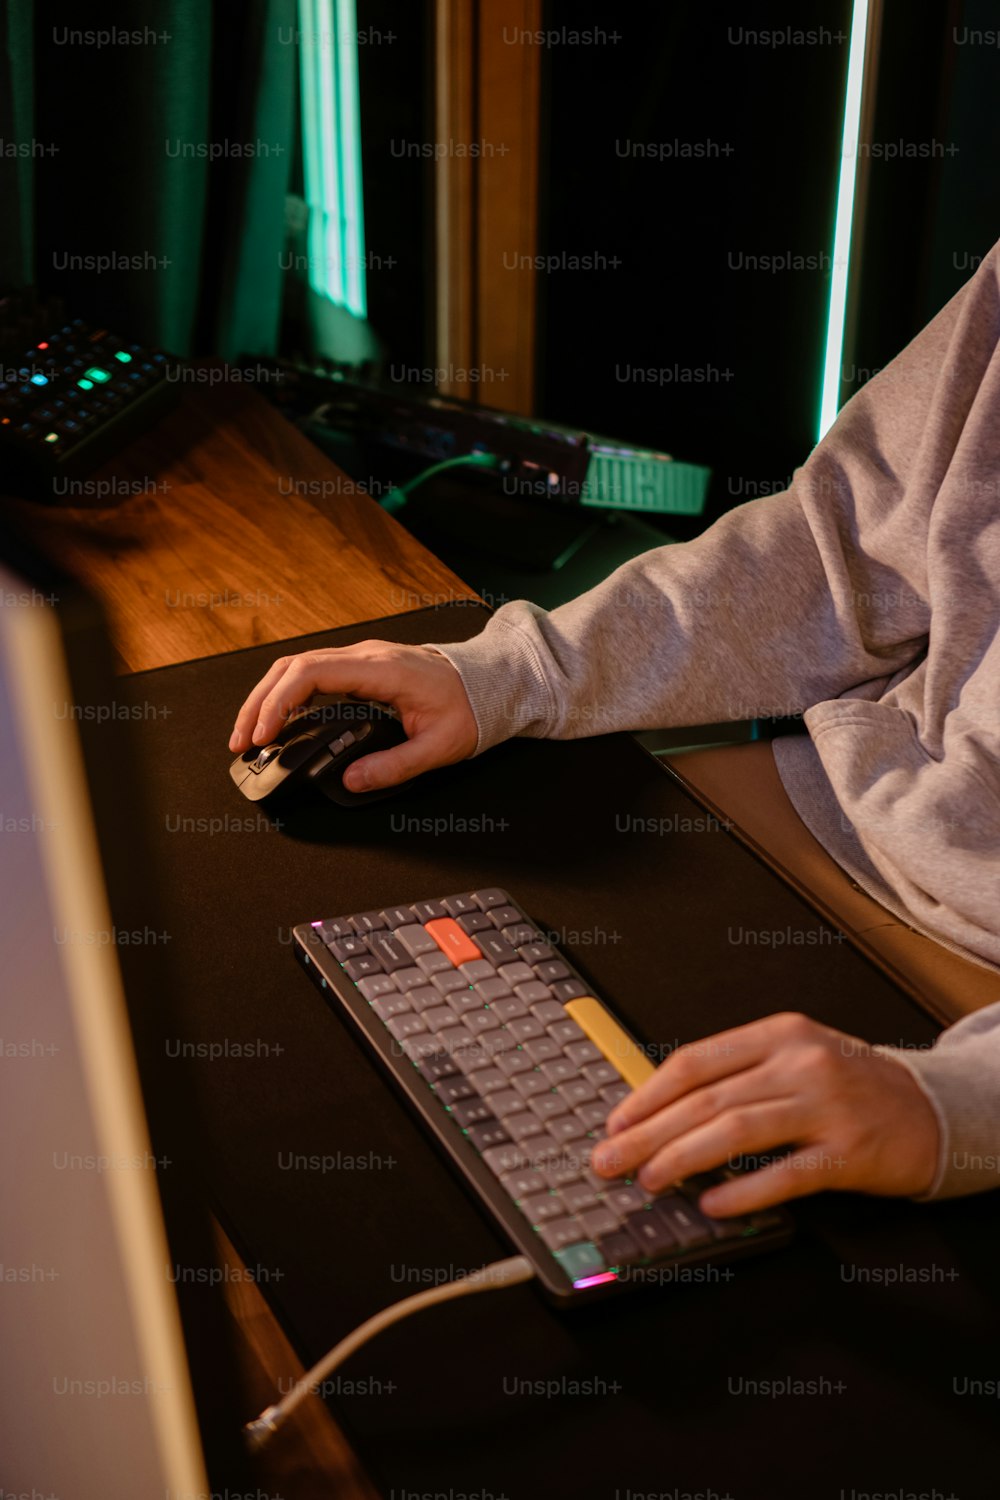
[343,730,445,792]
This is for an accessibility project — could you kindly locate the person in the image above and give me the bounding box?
[230,243,1000,1217]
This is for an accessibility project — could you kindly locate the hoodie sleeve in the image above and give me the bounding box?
[874,1004,1000,1199]
[429,245,1000,754]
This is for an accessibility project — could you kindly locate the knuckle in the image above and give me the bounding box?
[356,638,392,660]
[697,1083,722,1119]
[794,1043,837,1085]
[669,1046,696,1084]
[282,654,312,679]
[774,1010,813,1041]
[723,1106,752,1140]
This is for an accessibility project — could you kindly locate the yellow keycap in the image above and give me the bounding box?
[564,997,656,1089]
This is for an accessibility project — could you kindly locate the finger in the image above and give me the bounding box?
[697,1146,843,1216]
[591,1064,781,1179]
[634,1099,803,1194]
[251,651,397,747]
[606,1015,797,1135]
[230,656,296,750]
[343,730,448,792]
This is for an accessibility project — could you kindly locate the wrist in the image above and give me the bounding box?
[873,1048,945,1199]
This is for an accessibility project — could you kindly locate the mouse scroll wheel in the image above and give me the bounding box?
[251,743,283,771]
[330,729,357,755]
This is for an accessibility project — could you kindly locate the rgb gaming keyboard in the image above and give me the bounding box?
[0,308,176,497]
[294,889,792,1302]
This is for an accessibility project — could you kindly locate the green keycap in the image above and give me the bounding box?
[553,1241,605,1282]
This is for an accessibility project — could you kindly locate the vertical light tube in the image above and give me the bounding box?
[817,0,870,441]
[297,0,367,318]
[317,0,344,304]
[299,0,328,299]
[337,0,367,316]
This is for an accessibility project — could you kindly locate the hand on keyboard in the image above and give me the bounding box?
[298,889,794,1296]
[229,641,478,791]
[591,1011,940,1213]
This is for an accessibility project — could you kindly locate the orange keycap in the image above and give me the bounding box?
[425,917,482,967]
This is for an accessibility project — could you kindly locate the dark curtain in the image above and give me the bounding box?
[1,0,296,358]
[0,0,35,288]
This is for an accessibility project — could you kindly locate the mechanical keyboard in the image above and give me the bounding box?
[0,301,176,498]
[294,889,792,1302]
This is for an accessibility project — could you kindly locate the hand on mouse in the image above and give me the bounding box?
[589,1011,940,1213]
[229,642,479,792]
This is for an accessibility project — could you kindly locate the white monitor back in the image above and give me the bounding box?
[0,564,209,1498]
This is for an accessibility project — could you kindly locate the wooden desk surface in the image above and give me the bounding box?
[11,384,478,1496]
[8,381,478,673]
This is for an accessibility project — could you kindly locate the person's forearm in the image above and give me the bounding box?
[435,245,997,753]
[435,473,925,752]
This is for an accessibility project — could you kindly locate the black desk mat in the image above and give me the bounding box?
[126,602,1000,1499]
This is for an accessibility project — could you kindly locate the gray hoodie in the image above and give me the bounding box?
[433,242,1000,1201]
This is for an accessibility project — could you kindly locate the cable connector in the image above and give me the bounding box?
[243,1404,281,1455]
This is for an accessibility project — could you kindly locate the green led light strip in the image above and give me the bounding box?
[298,0,368,318]
[817,0,870,441]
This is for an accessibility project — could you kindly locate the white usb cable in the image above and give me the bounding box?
[243,1254,535,1452]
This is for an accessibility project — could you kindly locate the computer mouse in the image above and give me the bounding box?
[229,700,409,807]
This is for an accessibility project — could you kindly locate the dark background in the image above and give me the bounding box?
[11,0,1000,542]
[359,0,1000,533]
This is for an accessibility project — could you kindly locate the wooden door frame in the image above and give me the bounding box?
[434,0,541,412]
